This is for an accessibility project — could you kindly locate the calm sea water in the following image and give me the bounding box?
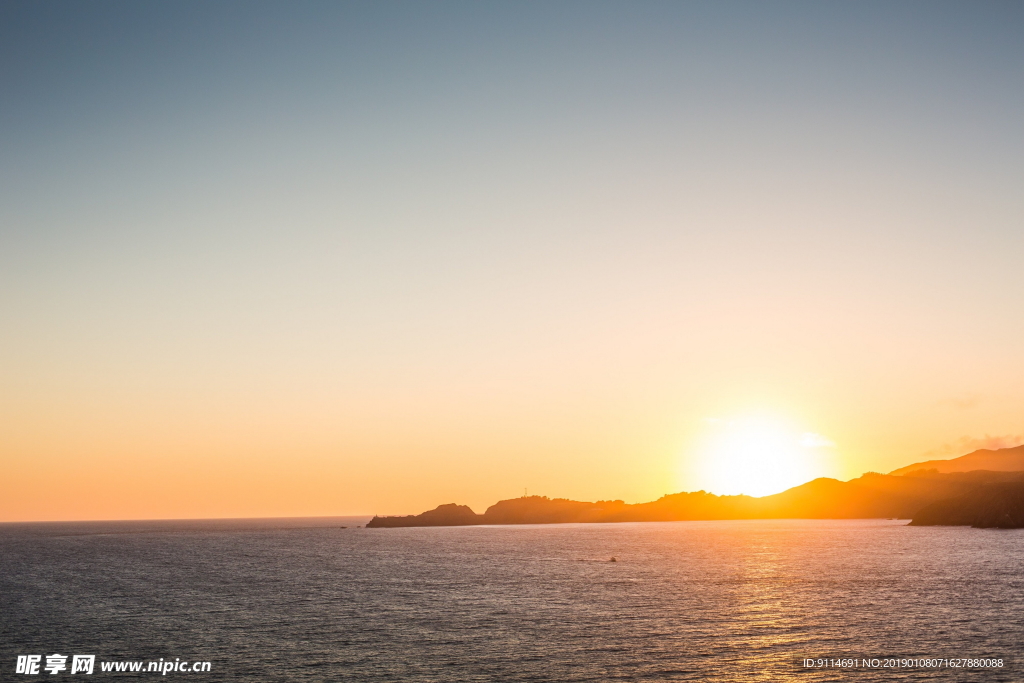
[2,518,1021,681]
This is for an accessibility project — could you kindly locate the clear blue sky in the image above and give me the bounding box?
[2,1,1024,519]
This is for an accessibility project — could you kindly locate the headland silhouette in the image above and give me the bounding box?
[368,446,1024,529]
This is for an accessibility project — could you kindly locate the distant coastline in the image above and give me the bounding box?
[368,446,1024,529]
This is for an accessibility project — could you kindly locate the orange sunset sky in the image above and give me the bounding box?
[2,2,1024,521]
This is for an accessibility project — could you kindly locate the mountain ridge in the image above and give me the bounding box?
[889,444,1024,476]
[368,446,1024,528]
[910,482,1024,528]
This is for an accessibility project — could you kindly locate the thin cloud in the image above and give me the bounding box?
[800,432,836,448]
[923,434,1024,458]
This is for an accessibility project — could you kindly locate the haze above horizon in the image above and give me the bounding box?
[2,1,1024,521]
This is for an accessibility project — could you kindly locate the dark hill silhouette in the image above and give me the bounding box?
[368,503,481,528]
[889,444,1024,476]
[366,467,1024,528]
[910,483,1024,528]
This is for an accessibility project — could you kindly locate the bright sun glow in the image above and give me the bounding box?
[684,417,837,497]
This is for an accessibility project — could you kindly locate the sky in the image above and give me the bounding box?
[2,1,1024,521]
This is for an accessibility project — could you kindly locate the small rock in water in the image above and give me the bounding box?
[609,557,617,562]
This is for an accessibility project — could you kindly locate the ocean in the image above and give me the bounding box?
[2,518,1020,681]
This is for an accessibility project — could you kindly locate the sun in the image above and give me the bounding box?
[682,416,837,497]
